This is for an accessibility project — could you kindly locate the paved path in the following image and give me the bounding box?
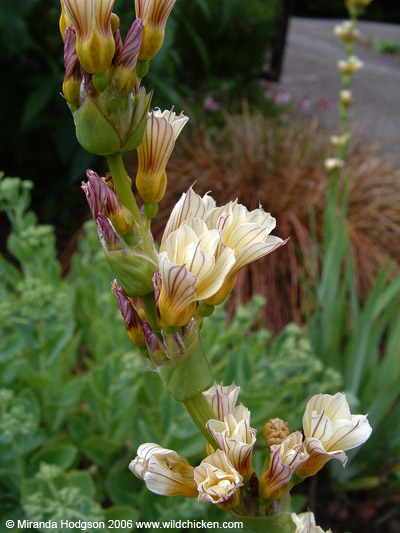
[278,18,400,161]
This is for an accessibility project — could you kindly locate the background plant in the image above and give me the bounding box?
[0,176,341,530]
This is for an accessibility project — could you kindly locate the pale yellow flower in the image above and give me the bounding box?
[337,55,363,75]
[330,133,350,148]
[194,449,243,509]
[63,0,116,73]
[135,0,176,60]
[259,432,309,500]
[158,188,283,323]
[291,512,331,533]
[333,21,360,42]
[204,200,284,304]
[129,443,197,497]
[136,108,188,203]
[206,404,256,483]
[158,190,236,326]
[324,158,344,172]
[296,393,372,479]
[203,382,240,421]
[340,89,353,107]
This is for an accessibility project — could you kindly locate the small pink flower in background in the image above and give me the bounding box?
[316,97,331,109]
[298,95,312,111]
[203,96,221,112]
[274,92,292,105]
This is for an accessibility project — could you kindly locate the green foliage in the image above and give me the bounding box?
[372,36,400,55]
[0,176,340,527]
[305,175,400,489]
[156,0,281,112]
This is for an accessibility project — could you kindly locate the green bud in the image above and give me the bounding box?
[197,301,215,318]
[136,60,150,82]
[73,96,121,156]
[92,71,109,92]
[144,202,158,220]
[71,87,151,156]
[156,331,213,402]
[97,215,157,297]
[123,87,152,151]
[105,247,157,297]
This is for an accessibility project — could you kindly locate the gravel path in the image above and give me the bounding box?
[278,17,400,161]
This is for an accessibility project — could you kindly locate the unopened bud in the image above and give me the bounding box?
[263,418,290,447]
[112,19,143,96]
[113,280,146,348]
[340,89,353,107]
[135,0,176,61]
[62,27,82,108]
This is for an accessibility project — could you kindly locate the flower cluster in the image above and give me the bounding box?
[157,187,284,326]
[325,3,369,172]
[130,389,371,514]
[59,0,176,156]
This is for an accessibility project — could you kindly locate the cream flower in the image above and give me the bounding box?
[330,133,350,148]
[324,158,344,172]
[158,217,235,327]
[159,187,284,311]
[129,443,197,497]
[203,382,240,421]
[135,0,176,60]
[259,432,309,500]
[333,21,360,42]
[204,200,285,305]
[296,393,372,479]
[206,404,257,483]
[340,89,353,107]
[136,108,189,203]
[63,0,116,73]
[337,55,363,75]
[291,512,331,533]
[194,449,243,509]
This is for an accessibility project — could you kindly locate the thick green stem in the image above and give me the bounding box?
[182,394,218,448]
[107,152,156,260]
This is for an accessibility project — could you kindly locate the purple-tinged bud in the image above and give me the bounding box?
[96,213,118,248]
[112,280,146,348]
[62,26,82,108]
[113,28,123,60]
[82,170,134,235]
[112,19,143,95]
[96,213,157,297]
[152,271,162,305]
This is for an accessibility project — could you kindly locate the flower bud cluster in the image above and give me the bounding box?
[59,0,176,155]
[130,390,372,513]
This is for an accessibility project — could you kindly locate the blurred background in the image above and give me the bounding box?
[1,1,400,532]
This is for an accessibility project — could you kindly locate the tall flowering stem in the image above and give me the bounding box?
[106,152,156,261]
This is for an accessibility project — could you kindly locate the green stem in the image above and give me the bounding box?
[142,292,159,333]
[107,152,156,260]
[182,394,219,448]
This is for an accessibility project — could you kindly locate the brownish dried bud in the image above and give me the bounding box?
[263,418,290,448]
